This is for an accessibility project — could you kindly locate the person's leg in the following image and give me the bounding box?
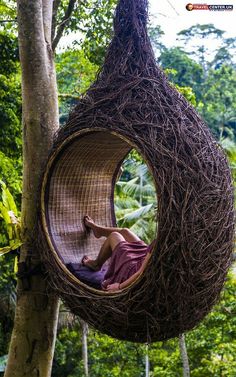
[83,231,125,271]
[84,216,141,242]
[119,228,141,242]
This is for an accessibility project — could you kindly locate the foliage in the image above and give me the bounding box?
[53,324,147,377]
[0,153,22,196]
[0,181,22,255]
[53,0,117,64]
[0,31,22,198]
[148,273,236,377]
[211,38,236,70]
[0,184,17,358]
[0,0,16,33]
[0,27,20,365]
[51,271,236,377]
[56,48,98,123]
[175,83,197,107]
[178,23,225,40]
[220,137,236,191]
[159,47,204,102]
[80,0,117,65]
[0,73,22,158]
[88,332,146,377]
[52,324,83,377]
[164,68,197,107]
[114,151,157,244]
[0,252,16,357]
[177,24,225,70]
[0,32,18,75]
[158,37,236,139]
[197,65,236,138]
[0,354,7,373]
[0,182,20,357]
[147,25,165,56]
[185,272,236,376]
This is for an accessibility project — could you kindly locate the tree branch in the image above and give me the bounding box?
[42,0,54,44]
[0,18,17,23]
[51,0,61,43]
[58,93,80,99]
[52,0,77,51]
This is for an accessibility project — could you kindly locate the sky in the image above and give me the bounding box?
[59,0,236,53]
[149,0,236,46]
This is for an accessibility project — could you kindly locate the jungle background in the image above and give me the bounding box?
[0,0,235,376]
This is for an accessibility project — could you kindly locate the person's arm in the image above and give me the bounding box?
[105,252,152,292]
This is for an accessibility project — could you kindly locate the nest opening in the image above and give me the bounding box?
[42,128,157,291]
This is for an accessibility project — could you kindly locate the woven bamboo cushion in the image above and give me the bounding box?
[44,130,131,265]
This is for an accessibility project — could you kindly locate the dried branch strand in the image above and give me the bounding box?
[52,0,77,51]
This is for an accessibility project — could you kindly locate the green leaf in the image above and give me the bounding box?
[123,204,153,222]
[14,255,18,273]
[0,204,12,237]
[0,354,7,373]
[0,239,22,256]
[0,245,12,255]
[0,180,18,214]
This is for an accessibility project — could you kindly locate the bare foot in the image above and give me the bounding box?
[82,256,100,271]
[84,215,101,238]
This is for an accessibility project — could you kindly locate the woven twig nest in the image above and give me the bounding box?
[40,0,234,342]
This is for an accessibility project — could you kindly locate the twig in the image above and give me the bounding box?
[58,93,80,99]
[0,18,17,23]
[166,0,180,16]
[52,0,77,51]
[51,0,61,43]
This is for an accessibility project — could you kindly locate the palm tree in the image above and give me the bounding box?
[114,151,157,243]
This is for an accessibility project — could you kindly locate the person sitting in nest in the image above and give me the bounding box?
[79,215,154,292]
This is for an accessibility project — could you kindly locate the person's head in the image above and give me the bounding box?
[186,3,194,11]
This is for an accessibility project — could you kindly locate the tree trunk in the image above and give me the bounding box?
[145,344,150,377]
[4,1,59,376]
[81,320,89,377]
[179,334,190,377]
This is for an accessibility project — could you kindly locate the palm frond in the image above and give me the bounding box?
[130,217,156,243]
[114,196,140,210]
[123,204,153,222]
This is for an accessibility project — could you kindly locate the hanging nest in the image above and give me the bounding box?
[40,0,234,342]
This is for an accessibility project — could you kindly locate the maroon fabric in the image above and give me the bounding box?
[102,240,153,288]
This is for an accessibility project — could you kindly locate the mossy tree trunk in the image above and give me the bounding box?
[4,1,60,376]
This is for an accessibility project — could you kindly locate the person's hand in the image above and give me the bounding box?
[105,283,120,292]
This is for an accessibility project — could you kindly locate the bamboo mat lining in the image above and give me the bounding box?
[47,132,131,264]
